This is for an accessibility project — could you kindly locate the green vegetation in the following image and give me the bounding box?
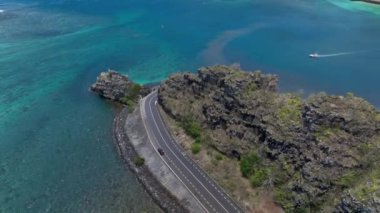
[242,82,258,98]
[228,70,246,81]
[358,143,373,155]
[336,171,360,188]
[178,115,211,155]
[278,95,302,126]
[273,184,312,213]
[180,115,212,145]
[314,125,342,141]
[353,167,380,201]
[191,143,201,154]
[273,187,294,213]
[215,153,223,161]
[240,152,270,187]
[269,164,290,186]
[249,168,268,187]
[133,156,145,167]
[121,83,142,110]
[159,66,380,211]
[240,152,261,177]
[180,116,202,139]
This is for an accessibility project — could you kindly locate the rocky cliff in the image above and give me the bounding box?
[90,70,150,107]
[158,65,380,212]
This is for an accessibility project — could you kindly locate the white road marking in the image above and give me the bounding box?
[139,95,209,213]
[144,92,243,213]
[148,96,230,213]
[153,96,243,209]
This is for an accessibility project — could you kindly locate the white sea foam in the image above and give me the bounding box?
[0,10,4,13]
[316,52,354,58]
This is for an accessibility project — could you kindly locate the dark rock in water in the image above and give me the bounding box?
[158,65,380,212]
[90,70,151,105]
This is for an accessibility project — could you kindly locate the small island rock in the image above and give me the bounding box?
[90,70,150,105]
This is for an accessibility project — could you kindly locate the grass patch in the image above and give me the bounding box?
[215,153,223,161]
[273,187,294,213]
[228,70,246,80]
[242,82,258,98]
[133,156,145,167]
[180,116,202,139]
[335,171,360,188]
[240,152,261,178]
[191,143,201,154]
[249,168,268,187]
[358,143,373,156]
[314,125,341,141]
[278,95,302,126]
[179,115,212,146]
[353,167,380,200]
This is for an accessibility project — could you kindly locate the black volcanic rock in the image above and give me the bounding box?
[90,70,150,105]
[158,65,380,212]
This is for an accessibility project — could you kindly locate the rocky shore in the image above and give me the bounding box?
[91,66,380,213]
[158,65,380,212]
[92,70,202,213]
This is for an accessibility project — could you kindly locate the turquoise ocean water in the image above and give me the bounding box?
[1,0,380,212]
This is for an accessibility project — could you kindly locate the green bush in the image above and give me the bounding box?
[273,187,294,213]
[195,137,202,144]
[191,143,201,154]
[336,171,360,188]
[181,117,202,139]
[121,83,142,110]
[249,169,268,187]
[294,207,309,213]
[215,153,223,161]
[271,165,290,186]
[130,84,142,96]
[240,152,261,177]
[133,156,145,167]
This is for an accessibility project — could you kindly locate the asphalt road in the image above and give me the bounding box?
[140,91,243,213]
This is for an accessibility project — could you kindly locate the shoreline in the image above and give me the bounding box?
[112,107,187,212]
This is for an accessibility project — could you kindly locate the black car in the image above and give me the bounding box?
[157,148,165,156]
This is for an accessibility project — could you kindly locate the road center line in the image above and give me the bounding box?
[140,94,209,213]
[148,95,230,213]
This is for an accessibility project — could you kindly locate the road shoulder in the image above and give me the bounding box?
[115,102,204,212]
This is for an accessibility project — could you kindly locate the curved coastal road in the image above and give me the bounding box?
[140,91,243,213]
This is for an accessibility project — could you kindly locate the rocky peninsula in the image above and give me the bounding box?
[158,65,380,212]
[91,66,380,212]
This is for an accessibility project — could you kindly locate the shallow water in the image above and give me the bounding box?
[1,0,380,212]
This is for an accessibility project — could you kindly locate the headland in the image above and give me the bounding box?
[91,65,380,212]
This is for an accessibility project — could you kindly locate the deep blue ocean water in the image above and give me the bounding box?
[1,0,380,212]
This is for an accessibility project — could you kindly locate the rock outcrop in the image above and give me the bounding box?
[158,65,380,212]
[90,70,150,104]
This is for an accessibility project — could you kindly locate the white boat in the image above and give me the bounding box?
[309,53,319,58]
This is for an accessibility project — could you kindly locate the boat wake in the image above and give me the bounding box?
[315,52,354,57]
[309,51,366,59]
